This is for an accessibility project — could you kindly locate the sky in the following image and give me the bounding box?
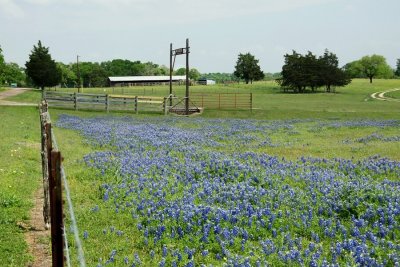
[0,0,399,73]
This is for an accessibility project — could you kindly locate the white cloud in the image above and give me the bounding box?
[11,0,337,24]
[24,0,53,5]
[0,0,24,18]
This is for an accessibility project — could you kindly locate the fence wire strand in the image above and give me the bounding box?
[63,226,71,267]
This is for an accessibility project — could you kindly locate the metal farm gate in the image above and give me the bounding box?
[190,93,252,110]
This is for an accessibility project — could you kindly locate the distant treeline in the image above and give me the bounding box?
[201,72,281,84]
[2,42,400,88]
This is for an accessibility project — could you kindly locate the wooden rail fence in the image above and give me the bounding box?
[44,91,166,114]
[44,91,253,114]
[39,101,64,266]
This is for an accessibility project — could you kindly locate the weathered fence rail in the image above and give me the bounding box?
[44,91,166,114]
[190,93,252,110]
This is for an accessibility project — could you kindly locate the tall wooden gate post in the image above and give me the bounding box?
[170,38,190,115]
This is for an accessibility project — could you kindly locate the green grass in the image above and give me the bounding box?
[0,106,41,266]
[4,89,42,103]
[10,79,400,119]
[50,110,400,265]
[385,89,400,99]
[2,78,400,264]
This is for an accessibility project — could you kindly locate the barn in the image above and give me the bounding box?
[108,76,186,87]
[197,78,216,85]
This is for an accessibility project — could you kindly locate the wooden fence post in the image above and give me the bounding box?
[135,96,138,114]
[106,94,109,113]
[164,97,167,115]
[40,106,50,229]
[250,93,253,112]
[74,93,77,111]
[49,150,64,267]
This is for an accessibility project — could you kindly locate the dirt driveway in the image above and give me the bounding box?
[0,88,37,106]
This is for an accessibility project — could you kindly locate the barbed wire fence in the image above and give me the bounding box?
[39,100,86,267]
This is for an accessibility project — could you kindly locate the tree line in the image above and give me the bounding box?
[1,41,400,91]
[277,50,351,93]
[1,41,203,88]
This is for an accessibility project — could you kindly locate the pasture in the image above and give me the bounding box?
[1,79,400,266]
[0,106,41,266]
[8,79,400,119]
[385,89,400,100]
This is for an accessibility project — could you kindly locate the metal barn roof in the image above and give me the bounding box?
[109,76,186,82]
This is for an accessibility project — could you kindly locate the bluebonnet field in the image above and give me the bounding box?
[56,115,400,266]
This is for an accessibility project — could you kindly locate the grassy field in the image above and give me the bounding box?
[385,89,400,99]
[0,106,42,266]
[2,79,400,265]
[6,79,400,119]
[3,89,42,103]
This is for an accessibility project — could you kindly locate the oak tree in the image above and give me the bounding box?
[234,53,264,84]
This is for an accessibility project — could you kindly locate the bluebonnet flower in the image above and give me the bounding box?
[57,115,400,266]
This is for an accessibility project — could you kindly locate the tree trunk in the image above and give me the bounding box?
[369,76,373,83]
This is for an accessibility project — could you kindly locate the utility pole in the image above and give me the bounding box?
[77,55,81,93]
